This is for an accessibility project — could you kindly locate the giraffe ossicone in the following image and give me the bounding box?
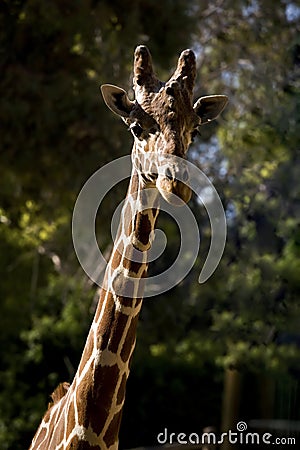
[29,45,228,450]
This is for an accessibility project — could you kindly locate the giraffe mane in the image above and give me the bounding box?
[47,382,70,410]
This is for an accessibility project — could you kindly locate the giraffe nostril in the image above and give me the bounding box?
[182,169,189,182]
[165,167,173,180]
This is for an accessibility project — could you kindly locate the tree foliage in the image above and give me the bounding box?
[0,0,300,448]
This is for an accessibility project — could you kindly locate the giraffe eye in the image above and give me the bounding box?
[165,167,173,180]
[130,123,143,138]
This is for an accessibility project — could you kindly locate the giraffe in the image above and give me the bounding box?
[29,45,228,450]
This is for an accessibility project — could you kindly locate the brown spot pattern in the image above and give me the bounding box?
[33,426,47,447]
[120,315,139,363]
[103,410,123,448]
[120,296,143,308]
[96,295,116,350]
[134,212,152,245]
[66,399,76,436]
[91,364,120,435]
[108,311,129,354]
[76,371,93,429]
[68,436,101,449]
[122,256,143,275]
[110,248,122,271]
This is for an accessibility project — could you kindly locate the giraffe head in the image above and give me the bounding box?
[101,45,227,205]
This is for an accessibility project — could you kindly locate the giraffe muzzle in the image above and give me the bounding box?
[157,175,192,205]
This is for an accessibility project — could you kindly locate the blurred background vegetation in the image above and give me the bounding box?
[1,0,300,448]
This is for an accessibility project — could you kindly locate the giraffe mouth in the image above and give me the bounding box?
[157,176,192,205]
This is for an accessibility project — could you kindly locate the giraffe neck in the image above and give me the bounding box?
[29,167,159,450]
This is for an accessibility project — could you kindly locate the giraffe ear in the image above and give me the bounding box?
[194,95,228,124]
[101,84,134,117]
